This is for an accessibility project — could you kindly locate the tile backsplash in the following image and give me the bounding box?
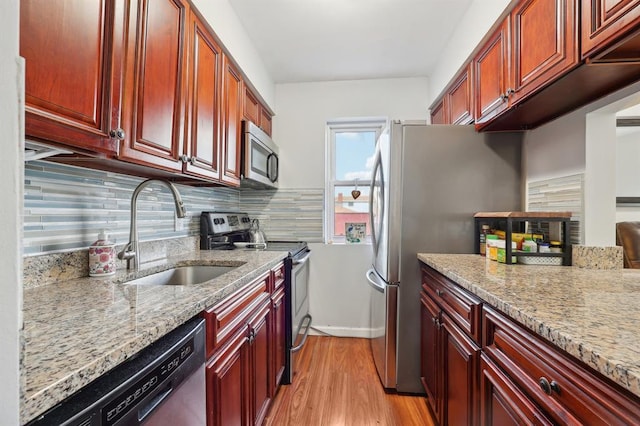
[24,161,324,256]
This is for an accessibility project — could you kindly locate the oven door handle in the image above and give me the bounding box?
[292,250,311,265]
[291,314,312,352]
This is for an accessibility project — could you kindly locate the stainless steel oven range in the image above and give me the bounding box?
[200,211,312,384]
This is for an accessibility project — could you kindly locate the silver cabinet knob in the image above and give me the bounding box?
[109,128,126,140]
[179,155,190,163]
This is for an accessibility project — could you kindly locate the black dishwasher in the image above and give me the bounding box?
[27,317,206,426]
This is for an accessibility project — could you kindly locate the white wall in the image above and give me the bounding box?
[307,243,373,337]
[191,0,275,109]
[615,129,640,222]
[616,129,640,197]
[275,78,429,188]
[0,0,22,422]
[275,77,429,335]
[428,0,512,103]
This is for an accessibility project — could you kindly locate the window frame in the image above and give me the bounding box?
[325,118,386,244]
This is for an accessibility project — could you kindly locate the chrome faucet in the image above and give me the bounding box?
[118,179,186,270]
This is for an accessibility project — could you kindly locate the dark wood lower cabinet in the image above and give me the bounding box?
[420,286,480,426]
[442,313,479,426]
[480,354,553,425]
[250,302,272,426]
[207,327,250,426]
[420,291,442,423]
[203,262,286,426]
[271,287,286,396]
[420,263,640,426]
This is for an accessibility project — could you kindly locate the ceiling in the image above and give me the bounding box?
[228,0,474,83]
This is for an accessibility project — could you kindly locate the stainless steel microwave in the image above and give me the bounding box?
[241,121,279,189]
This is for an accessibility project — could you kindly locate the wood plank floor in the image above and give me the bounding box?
[265,336,435,426]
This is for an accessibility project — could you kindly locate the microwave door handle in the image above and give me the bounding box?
[267,153,279,182]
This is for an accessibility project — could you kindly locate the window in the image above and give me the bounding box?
[325,119,385,243]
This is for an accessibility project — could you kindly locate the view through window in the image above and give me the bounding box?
[326,120,385,243]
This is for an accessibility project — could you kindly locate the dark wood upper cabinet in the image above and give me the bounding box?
[429,64,474,125]
[474,21,510,125]
[429,97,447,124]
[447,65,474,125]
[582,0,640,59]
[244,86,274,136]
[184,9,223,181]
[243,87,260,124]
[118,0,189,173]
[220,55,243,187]
[259,107,273,136]
[20,0,124,155]
[509,0,579,105]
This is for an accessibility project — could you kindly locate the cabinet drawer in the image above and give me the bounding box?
[483,306,640,425]
[479,353,553,425]
[421,266,482,343]
[203,271,270,358]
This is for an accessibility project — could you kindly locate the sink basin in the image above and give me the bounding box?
[125,265,237,286]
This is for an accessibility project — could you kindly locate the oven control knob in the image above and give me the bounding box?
[213,218,219,225]
[220,218,225,224]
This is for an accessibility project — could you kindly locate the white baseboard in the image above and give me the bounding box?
[308,325,372,338]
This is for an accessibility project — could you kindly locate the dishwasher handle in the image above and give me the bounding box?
[138,383,174,422]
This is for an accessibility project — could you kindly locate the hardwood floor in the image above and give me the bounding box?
[265,336,435,426]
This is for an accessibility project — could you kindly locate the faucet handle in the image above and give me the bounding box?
[118,242,136,260]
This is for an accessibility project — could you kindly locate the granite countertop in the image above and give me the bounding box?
[417,253,640,399]
[21,249,288,424]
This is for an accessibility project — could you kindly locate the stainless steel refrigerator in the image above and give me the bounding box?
[365,121,522,393]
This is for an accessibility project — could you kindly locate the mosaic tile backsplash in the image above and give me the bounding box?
[527,173,584,245]
[24,161,324,256]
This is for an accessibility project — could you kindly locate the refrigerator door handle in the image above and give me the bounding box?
[369,148,385,258]
[366,269,386,293]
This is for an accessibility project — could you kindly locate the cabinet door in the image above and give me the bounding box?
[184,10,222,181]
[221,55,243,187]
[420,291,442,423]
[484,306,640,425]
[442,313,480,426]
[119,0,188,172]
[259,108,273,136]
[479,354,553,426]
[429,97,447,124]
[474,21,510,125]
[249,302,272,426]
[582,0,640,58]
[20,0,124,155]
[243,87,260,124]
[510,0,578,105]
[207,327,250,426]
[447,65,474,125]
[271,287,286,395]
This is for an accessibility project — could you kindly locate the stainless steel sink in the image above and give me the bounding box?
[125,265,237,286]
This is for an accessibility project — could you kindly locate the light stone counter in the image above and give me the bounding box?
[417,253,640,400]
[21,249,287,424]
